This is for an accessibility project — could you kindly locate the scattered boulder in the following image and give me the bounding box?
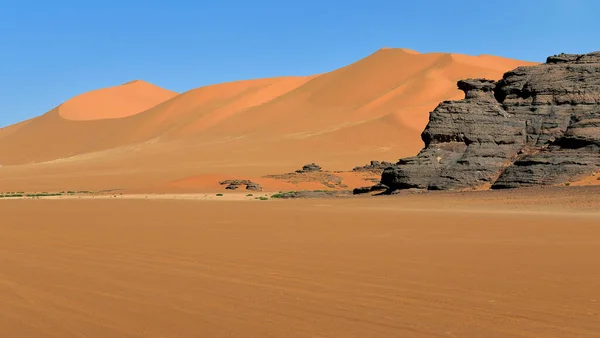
[381,51,600,191]
[264,169,344,190]
[296,163,322,173]
[220,179,253,186]
[271,190,352,199]
[245,182,262,191]
[219,179,262,191]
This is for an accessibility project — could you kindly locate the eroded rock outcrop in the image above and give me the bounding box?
[382,52,600,191]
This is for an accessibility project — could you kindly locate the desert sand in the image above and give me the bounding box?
[5,49,595,338]
[1,187,599,337]
[0,49,536,193]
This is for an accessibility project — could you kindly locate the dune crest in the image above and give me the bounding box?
[57,80,178,121]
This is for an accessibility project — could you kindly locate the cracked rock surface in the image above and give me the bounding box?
[381,52,600,191]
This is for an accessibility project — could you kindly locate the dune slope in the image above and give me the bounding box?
[0,48,537,192]
[58,80,178,121]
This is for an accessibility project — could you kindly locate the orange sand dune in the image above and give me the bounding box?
[0,48,536,192]
[58,80,178,121]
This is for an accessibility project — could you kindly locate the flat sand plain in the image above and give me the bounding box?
[1,187,599,337]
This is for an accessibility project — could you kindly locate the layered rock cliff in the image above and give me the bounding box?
[381,51,600,191]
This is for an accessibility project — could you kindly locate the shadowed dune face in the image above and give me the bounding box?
[0,48,537,192]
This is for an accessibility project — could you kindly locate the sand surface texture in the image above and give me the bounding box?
[1,187,599,337]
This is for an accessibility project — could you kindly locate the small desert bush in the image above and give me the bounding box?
[26,192,62,198]
[216,193,223,196]
[270,192,297,199]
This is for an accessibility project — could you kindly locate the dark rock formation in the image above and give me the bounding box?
[382,51,600,191]
[245,182,262,191]
[352,160,395,172]
[296,163,322,173]
[352,183,389,195]
[352,186,371,194]
[219,179,262,191]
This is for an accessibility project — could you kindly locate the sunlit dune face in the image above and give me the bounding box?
[58,80,177,121]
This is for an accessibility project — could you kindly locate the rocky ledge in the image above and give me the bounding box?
[381,51,600,191]
[352,160,395,172]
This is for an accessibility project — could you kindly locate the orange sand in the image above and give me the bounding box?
[1,188,599,337]
[58,80,178,121]
[0,48,537,192]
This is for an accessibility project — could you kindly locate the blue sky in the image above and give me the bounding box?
[1,0,598,127]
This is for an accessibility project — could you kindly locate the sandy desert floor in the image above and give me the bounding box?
[1,187,599,337]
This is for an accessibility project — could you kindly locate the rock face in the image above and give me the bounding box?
[382,51,600,191]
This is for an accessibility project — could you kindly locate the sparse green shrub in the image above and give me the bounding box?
[270,192,297,199]
[25,193,62,198]
[246,193,253,196]
[216,193,223,196]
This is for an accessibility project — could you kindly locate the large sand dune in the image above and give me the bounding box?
[0,49,536,192]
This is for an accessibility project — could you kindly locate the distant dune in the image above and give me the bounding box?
[0,48,537,192]
[58,80,178,121]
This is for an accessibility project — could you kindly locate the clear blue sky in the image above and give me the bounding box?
[1,0,598,127]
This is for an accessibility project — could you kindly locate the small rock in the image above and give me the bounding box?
[220,179,261,191]
[246,183,262,191]
[296,163,322,173]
